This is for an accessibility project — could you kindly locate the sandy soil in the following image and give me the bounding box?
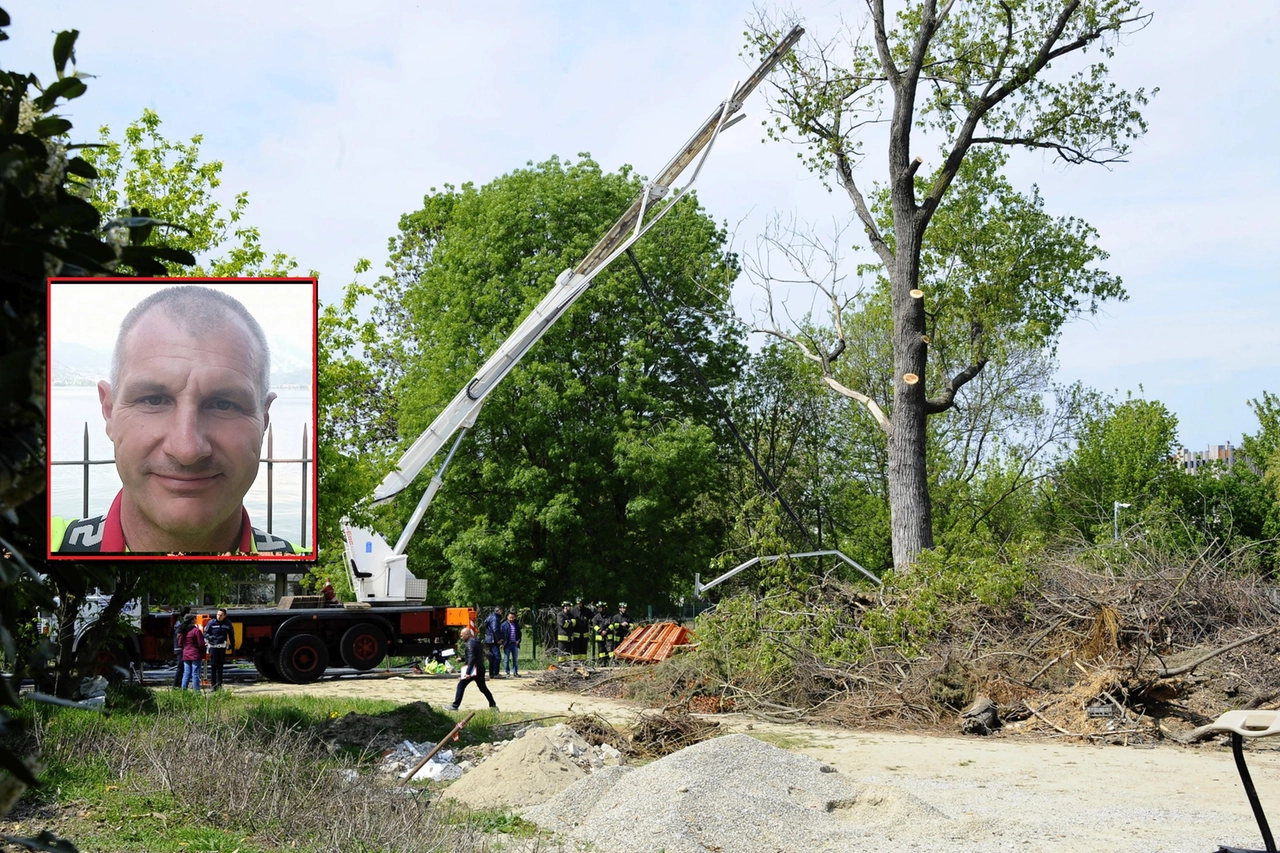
[232,670,1280,852]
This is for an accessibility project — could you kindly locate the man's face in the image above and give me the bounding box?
[99,309,274,551]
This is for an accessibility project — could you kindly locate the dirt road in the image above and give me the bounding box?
[233,671,1280,852]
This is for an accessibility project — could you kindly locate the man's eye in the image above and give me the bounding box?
[139,396,166,406]
[210,399,241,412]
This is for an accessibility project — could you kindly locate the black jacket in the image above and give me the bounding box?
[204,617,234,649]
[462,637,484,673]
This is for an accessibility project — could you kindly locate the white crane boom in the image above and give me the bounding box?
[343,26,804,604]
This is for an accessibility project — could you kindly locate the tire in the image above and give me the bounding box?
[91,644,126,681]
[278,634,329,684]
[253,650,283,682]
[339,623,387,671]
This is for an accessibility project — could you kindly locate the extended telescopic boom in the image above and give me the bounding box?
[342,26,803,603]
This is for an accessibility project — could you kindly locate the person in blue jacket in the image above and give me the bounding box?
[482,606,504,678]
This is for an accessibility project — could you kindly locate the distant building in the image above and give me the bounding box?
[1178,442,1247,474]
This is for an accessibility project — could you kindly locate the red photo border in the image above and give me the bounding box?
[45,277,319,563]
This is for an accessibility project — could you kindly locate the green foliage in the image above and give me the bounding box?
[326,156,744,608]
[464,810,539,836]
[0,13,207,851]
[861,542,1033,655]
[1048,394,1188,542]
[745,3,1151,564]
[80,109,298,276]
[886,148,1125,364]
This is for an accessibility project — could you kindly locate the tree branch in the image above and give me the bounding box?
[835,152,895,267]
[925,359,988,414]
[918,0,1144,223]
[867,0,901,89]
[969,136,1125,165]
[821,375,892,434]
[1155,628,1279,679]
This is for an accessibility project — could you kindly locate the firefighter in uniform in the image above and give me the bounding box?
[608,602,632,663]
[555,601,575,662]
[592,602,612,666]
[571,596,591,662]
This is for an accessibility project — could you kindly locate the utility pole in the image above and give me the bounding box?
[1113,501,1132,541]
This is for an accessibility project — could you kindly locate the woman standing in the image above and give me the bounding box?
[178,614,205,692]
[447,627,496,711]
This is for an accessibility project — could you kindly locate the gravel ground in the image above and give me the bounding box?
[234,672,1280,852]
[524,734,994,853]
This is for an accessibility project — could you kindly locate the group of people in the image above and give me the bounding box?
[481,606,522,678]
[171,607,235,692]
[556,597,632,665]
[449,598,634,711]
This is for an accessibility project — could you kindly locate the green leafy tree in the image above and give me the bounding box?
[747,2,1152,566]
[329,156,743,609]
[0,10,210,847]
[81,108,297,276]
[1048,395,1187,542]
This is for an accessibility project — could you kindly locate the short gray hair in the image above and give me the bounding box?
[110,286,271,406]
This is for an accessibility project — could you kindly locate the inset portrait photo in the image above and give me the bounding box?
[47,278,317,561]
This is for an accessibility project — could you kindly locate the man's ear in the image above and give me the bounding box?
[262,391,277,433]
[98,381,115,439]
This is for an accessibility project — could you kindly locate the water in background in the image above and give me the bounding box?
[49,386,315,548]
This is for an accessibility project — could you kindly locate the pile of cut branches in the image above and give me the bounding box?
[673,540,1280,741]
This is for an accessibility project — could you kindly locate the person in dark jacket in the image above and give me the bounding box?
[572,597,592,661]
[555,601,575,662]
[592,602,612,666]
[448,627,496,711]
[172,606,191,687]
[482,606,504,677]
[178,615,205,691]
[203,608,235,690]
[501,611,522,677]
[607,602,632,663]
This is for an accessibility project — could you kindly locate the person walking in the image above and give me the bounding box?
[501,610,522,677]
[178,613,205,692]
[447,627,497,711]
[203,608,235,691]
[482,606,504,677]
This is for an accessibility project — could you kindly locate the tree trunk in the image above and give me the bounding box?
[53,598,79,699]
[887,212,933,568]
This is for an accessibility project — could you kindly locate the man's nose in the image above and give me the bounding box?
[163,402,213,465]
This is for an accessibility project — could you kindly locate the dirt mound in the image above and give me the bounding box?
[443,724,593,810]
[523,733,973,853]
[322,700,437,752]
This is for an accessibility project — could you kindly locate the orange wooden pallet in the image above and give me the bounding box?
[613,622,691,663]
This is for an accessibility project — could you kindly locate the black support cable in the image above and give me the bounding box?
[625,248,816,552]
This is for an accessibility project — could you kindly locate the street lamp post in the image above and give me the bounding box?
[1113,501,1132,541]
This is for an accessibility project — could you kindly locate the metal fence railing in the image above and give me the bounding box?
[51,421,311,549]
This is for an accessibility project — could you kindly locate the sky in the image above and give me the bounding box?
[5,2,1278,452]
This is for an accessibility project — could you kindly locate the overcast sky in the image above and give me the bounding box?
[6,2,1277,451]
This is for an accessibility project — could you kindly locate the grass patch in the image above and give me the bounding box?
[2,687,537,852]
[465,809,540,836]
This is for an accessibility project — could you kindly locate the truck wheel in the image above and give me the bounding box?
[279,634,329,684]
[253,651,283,682]
[340,623,387,671]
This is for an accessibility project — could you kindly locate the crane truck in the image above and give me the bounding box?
[117,27,805,685]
